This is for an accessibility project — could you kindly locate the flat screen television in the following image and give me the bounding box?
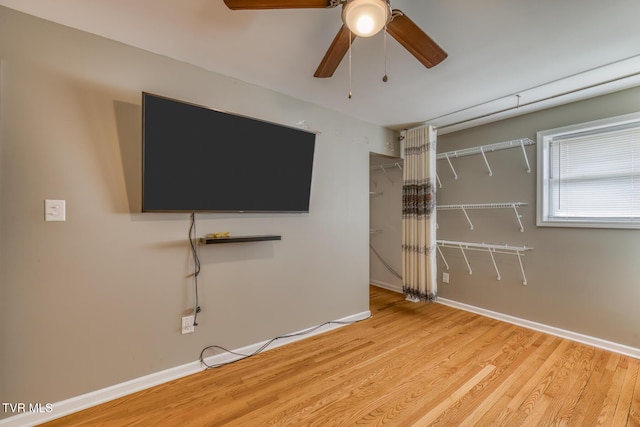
[142,93,316,212]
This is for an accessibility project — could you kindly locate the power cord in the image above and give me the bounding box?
[369,244,402,279]
[189,213,202,326]
[199,315,371,370]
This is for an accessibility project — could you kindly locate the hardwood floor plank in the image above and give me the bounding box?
[411,364,497,426]
[498,339,574,425]
[537,344,599,425]
[612,357,639,426]
[40,286,640,426]
[596,355,629,424]
[630,359,640,426]
[570,350,618,425]
[455,332,551,425]
[427,329,541,425]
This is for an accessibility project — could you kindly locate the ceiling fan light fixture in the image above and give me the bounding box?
[342,0,390,38]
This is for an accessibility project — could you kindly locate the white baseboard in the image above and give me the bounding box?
[370,284,640,359]
[370,279,402,293]
[0,310,371,427]
[437,297,640,359]
[370,283,640,359]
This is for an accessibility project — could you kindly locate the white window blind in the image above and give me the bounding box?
[538,112,640,228]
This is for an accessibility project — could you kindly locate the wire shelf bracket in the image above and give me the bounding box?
[370,162,403,184]
[436,138,535,180]
[436,239,533,285]
[437,202,528,232]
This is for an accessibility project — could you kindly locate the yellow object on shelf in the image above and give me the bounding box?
[206,232,230,238]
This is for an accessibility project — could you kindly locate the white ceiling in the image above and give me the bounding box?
[2,0,640,132]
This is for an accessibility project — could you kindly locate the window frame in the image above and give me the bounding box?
[536,112,640,229]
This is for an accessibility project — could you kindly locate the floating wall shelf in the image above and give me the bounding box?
[199,235,281,245]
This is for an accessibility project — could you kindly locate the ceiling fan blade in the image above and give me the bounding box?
[314,25,356,78]
[386,10,447,68]
[224,0,333,10]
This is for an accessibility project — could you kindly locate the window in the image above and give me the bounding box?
[537,112,640,228]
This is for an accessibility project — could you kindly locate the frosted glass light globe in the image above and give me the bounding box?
[342,0,390,38]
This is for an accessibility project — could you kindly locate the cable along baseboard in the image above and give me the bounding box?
[437,202,528,232]
[436,240,533,285]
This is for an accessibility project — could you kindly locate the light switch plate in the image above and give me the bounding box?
[45,200,66,222]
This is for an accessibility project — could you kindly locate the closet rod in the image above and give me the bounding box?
[433,66,640,131]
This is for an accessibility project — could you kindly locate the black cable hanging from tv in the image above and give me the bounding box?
[189,213,202,326]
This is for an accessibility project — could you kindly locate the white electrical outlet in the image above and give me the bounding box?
[45,199,66,222]
[181,315,195,334]
[442,272,450,284]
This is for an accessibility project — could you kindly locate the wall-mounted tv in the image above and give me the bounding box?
[142,93,316,213]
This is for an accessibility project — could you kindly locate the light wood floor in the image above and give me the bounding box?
[42,286,640,426]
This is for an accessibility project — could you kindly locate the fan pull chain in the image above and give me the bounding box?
[382,25,388,82]
[348,30,353,99]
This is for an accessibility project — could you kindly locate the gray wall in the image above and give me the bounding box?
[0,6,396,411]
[437,86,640,349]
[370,86,640,349]
[369,154,403,291]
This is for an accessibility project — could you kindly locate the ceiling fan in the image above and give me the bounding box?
[223,0,448,78]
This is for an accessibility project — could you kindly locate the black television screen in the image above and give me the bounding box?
[142,93,316,213]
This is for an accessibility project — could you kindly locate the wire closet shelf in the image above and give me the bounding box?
[436,240,533,285]
[437,202,528,232]
[371,138,535,187]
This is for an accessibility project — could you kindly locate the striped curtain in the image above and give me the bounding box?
[402,125,437,302]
